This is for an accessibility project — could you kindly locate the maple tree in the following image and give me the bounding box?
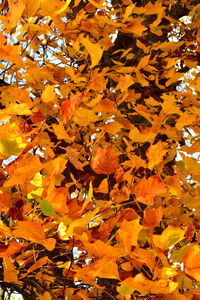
[0,0,200,299]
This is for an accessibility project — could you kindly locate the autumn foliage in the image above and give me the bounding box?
[0,0,200,299]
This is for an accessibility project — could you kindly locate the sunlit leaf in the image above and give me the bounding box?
[153,225,186,250]
[91,145,119,175]
[3,256,20,284]
[79,35,104,68]
[183,244,200,281]
[135,175,167,206]
[120,273,178,294]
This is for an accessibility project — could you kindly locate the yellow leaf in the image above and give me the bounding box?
[60,207,99,240]
[161,267,178,279]
[153,225,186,250]
[52,123,75,142]
[129,127,155,143]
[146,141,168,170]
[41,85,57,103]
[40,0,64,16]
[79,35,104,68]
[54,0,72,15]
[0,103,32,118]
[0,136,26,159]
[161,95,180,115]
[74,107,98,126]
[88,0,106,9]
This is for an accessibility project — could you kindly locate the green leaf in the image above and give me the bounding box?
[39,200,59,218]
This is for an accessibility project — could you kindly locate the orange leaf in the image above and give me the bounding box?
[41,85,57,103]
[0,44,24,65]
[183,244,200,281]
[0,191,11,211]
[117,218,143,253]
[23,0,41,18]
[91,145,119,175]
[61,98,72,123]
[61,94,81,123]
[13,221,56,251]
[66,147,84,171]
[0,242,29,258]
[121,18,147,36]
[3,256,20,284]
[79,35,104,68]
[143,207,163,228]
[28,256,49,273]
[146,141,168,170]
[95,178,108,194]
[46,187,69,216]
[75,257,120,282]
[84,240,126,259]
[7,0,25,29]
[120,273,178,294]
[131,248,155,269]
[134,175,167,206]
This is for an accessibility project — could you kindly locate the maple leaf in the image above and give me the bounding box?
[134,175,167,206]
[143,206,163,228]
[117,218,143,253]
[61,94,82,123]
[91,145,119,175]
[146,141,168,170]
[0,0,199,298]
